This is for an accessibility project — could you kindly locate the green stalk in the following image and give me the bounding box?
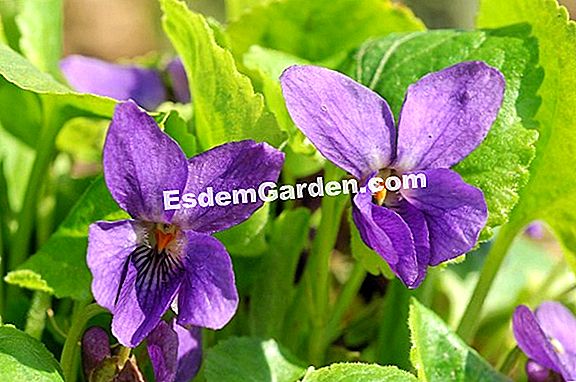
[9,97,61,270]
[306,163,347,364]
[24,291,51,339]
[326,261,366,342]
[0,216,4,316]
[61,302,106,382]
[457,222,521,342]
[499,346,521,375]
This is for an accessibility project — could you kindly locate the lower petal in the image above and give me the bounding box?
[112,244,186,347]
[352,191,419,287]
[400,168,487,265]
[177,231,238,329]
[174,324,202,382]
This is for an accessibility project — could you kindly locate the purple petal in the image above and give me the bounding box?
[166,58,191,104]
[176,231,238,329]
[147,321,178,382]
[536,302,576,355]
[393,200,430,287]
[87,220,138,312]
[525,222,545,239]
[173,323,202,382]
[351,190,420,287]
[400,168,487,265]
[513,305,562,373]
[525,360,553,382]
[61,55,167,110]
[112,238,186,347]
[394,61,505,171]
[172,140,284,234]
[280,65,396,179]
[103,101,188,222]
[81,327,110,375]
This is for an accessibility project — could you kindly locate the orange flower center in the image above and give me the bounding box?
[153,223,178,253]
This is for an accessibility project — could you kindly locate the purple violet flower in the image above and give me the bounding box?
[147,320,202,382]
[513,302,576,381]
[87,101,284,347]
[280,63,505,288]
[61,55,167,110]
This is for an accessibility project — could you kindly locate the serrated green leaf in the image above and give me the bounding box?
[5,177,126,300]
[302,363,417,382]
[409,299,510,381]
[226,0,424,62]
[0,325,64,382]
[16,0,62,77]
[160,0,286,150]
[205,337,306,382]
[250,208,311,338]
[350,28,540,240]
[477,0,576,271]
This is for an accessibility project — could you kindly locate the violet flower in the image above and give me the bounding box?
[513,302,576,381]
[60,55,190,109]
[147,320,201,382]
[87,101,284,347]
[280,63,504,288]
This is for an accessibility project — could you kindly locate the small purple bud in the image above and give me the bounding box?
[166,58,191,104]
[526,360,551,382]
[82,326,111,375]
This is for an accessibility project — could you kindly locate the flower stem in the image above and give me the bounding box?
[9,97,61,270]
[499,345,521,375]
[24,291,51,339]
[60,302,106,382]
[306,163,347,364]
[456,222,521,342]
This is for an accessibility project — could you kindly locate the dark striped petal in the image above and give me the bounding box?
[112,242,186,347]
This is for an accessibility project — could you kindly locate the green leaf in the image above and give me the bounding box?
[302,363,417,382]
[160,0,285,150]
[15,0,62,76]
[249,208,311,337]
[225,0,269,21]
[477,0,576,270]
[0,43,114,118]
[214,203,270,257]
[56,117,107,162]
[5,177,127,300]
[409,299,510,381]
[226,0,424,62]
[158,109,197,157]
[350,28,540,240]
[205,337,306,382]
[0,325,64,382]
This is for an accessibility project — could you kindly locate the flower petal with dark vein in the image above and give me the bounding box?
[280,62,504,288]
[87,100,284,347]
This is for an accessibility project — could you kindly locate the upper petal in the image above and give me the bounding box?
[176,231,238,329]
[61,55,167,110]
[513,305,563,374]
[172,140,284,233]
[536,302,576,355]
[104,101,188,222]
[400,168,487,265]
[87,219,138,312]
[394,61,505,171]
[352,190,420,287]
[281,65,396,179]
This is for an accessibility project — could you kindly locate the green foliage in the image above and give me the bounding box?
[160,0,286,150]
[302,363,417,382]
[349,28,540,240]
[205,337,307,382]
[249,208,311,337]
[0,325,64,382]
[5,178,127,300]
[409,299,510,381]
[15,0,62,77]
[226,0,424,62]
[214,203,270,257]
[478,0,576,270]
